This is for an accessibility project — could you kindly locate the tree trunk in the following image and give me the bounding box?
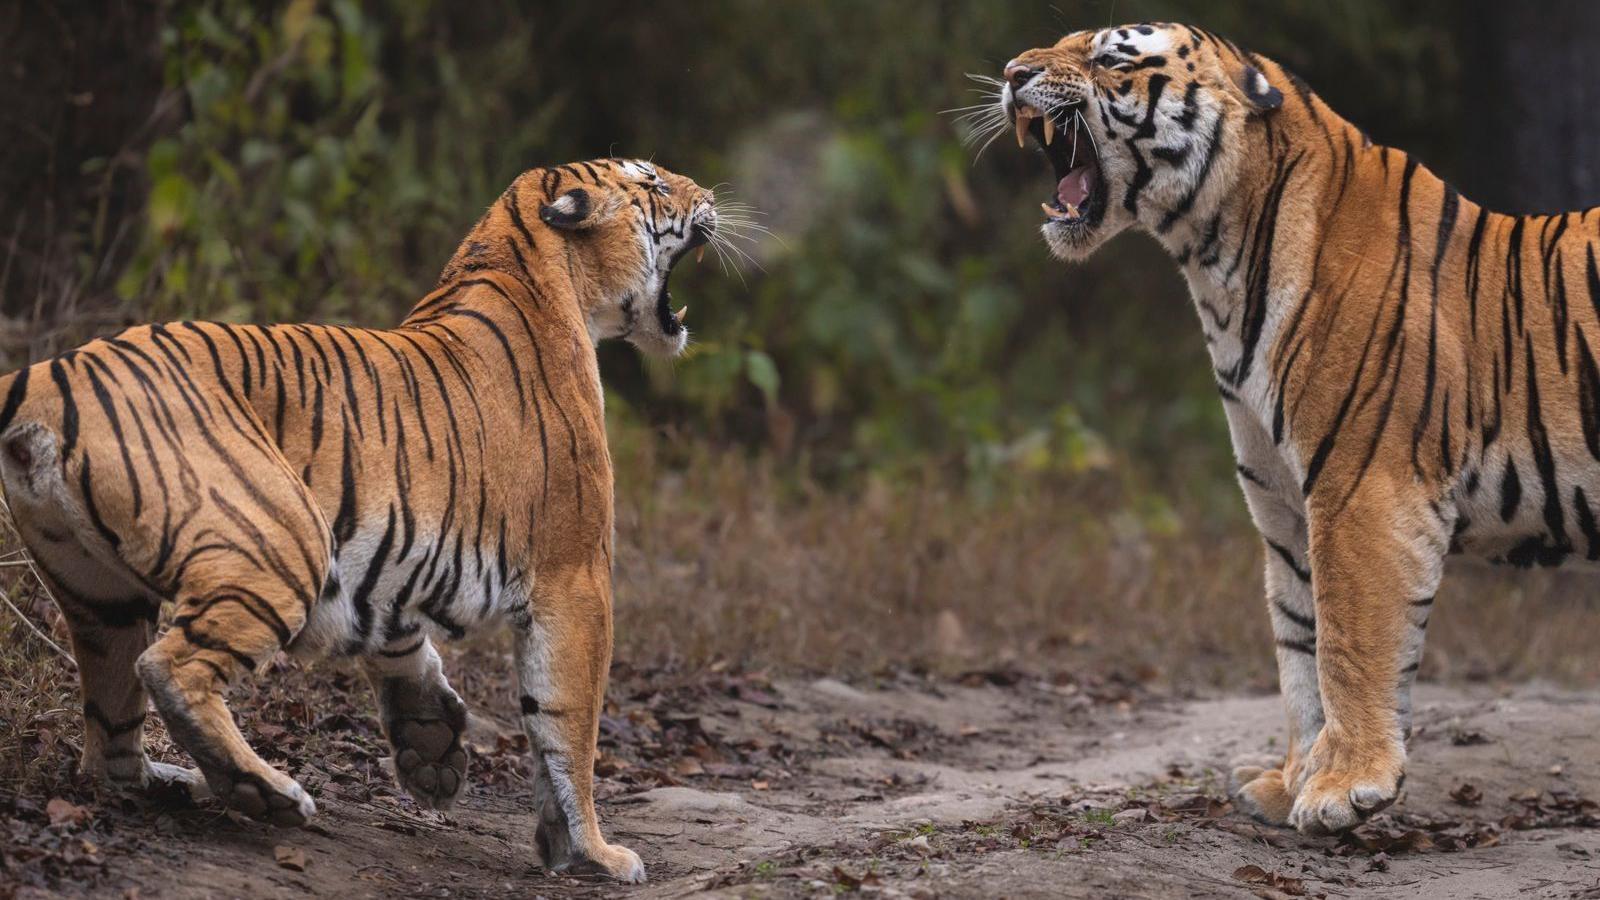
[1464,1,1600,214]
[0,1,165,363]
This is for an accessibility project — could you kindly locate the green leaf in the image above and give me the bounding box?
[745,350,780,406]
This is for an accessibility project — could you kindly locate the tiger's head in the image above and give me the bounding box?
[442,158,722,357]
[995,23,1283,261]
[534,159,720,356]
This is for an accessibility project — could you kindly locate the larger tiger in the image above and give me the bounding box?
[0,157,719,882]
[995,23,1600,833]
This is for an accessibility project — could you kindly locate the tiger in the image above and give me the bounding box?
[0,157,721,882]
[991,21,1600,834]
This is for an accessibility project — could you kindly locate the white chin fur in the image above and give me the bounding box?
[1043,223,1091,261]
[629,325,689,358]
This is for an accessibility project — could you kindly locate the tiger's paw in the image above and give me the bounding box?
[207,769,317,828]
[1287,769,1400,834]
[392,717,469,810]
[1228,764,1294,826]
[545,840,646,884]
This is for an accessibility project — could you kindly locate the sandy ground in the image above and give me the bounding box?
[9,672,1600,899]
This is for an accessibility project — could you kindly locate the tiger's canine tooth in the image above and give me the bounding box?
[1013,105,1037,148]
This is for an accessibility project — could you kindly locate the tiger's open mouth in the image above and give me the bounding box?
[1013,102,1105,232]
[658,223,713,336]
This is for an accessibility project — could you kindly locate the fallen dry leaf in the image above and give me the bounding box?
[1232,864,1306,896]
[274,845,307,871]
[594,752,630,777]
[831,865,881,890]
[1339,823,1434,855]
[46,798,90,827]
[1163,794,1231,819]
[669,756,705,777]
[1449,783,1483,807]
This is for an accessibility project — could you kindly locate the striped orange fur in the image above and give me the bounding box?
[998,22,1600,833]
[0,158,718,882]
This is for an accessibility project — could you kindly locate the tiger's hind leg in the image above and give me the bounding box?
[136,521,333,826]
[138,572,323,826]
[2,439,199,796]
[361,637,469,810]
[130,450,333,828]
[38,562,202,794]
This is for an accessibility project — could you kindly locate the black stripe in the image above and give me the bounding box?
[1272,598,1315,631]
[1235,463,1267,488]
[347,505,398,647]
[1266,540,1311,583]
[449,308,528,416]
[1500,460,1521,523]
[0,367,30,435]
[1464,206,1490,335]
[1230,151,1305,387]
[84,701,146,738]
[333,426,359,545]
[1411,184,1459,478]
[1157,112,1225,234]
[49,359,79,458]
[1523,335,1567,547]
[79,458,122,550]
[1575,486,1600,560]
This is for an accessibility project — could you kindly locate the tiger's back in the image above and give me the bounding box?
[0,304,608,661]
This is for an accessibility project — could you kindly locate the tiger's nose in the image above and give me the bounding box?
[1004,61,1039,89]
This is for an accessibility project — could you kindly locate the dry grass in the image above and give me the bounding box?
[3,426,1600,801]
[611,431,1268,683]
[0,544,80,803]
[610,427,1600,688]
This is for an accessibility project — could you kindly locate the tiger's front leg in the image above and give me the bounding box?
[1227,454,1323,826]
[512,566,644,883]
[362,637,470,810]
[1229,530,1322,825]
[1286,484,1450,834]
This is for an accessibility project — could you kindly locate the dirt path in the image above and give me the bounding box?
[11,673,1600,899]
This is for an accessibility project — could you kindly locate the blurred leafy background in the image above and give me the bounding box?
[3,0,1598,684]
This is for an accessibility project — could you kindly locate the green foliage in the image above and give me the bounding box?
[107,0,1463,501]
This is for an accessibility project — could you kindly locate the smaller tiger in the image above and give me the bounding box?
[0,158,721,882]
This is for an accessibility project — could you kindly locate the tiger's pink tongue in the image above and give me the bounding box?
[1057,165,1095,209]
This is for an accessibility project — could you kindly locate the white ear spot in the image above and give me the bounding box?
[1254,72,1269,94]
[551,193,579,214]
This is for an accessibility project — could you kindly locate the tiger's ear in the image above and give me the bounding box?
[540,188,597,230]
[1234,64,1283,114]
